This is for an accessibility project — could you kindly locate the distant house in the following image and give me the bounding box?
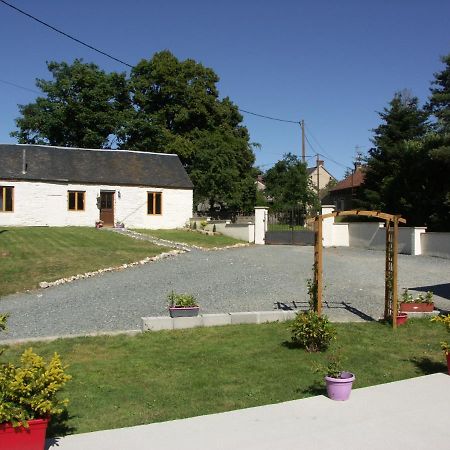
[307,160,336,193]
[0,144,193,228]
[255,174,266,191]
[328,165,365,210]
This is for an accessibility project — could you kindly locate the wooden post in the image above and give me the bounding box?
[314,216,323,315]
[392,216,399,329]
[384,220,391,320]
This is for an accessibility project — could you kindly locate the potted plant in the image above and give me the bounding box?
[400,289,434,313]
[431,314,450,375]
[168,291,199,318]
[0,315,71,450]
[396,312,408,326]
[314,352,355,401]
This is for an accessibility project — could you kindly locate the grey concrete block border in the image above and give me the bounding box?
[141,310,297,332]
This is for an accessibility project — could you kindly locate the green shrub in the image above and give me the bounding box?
[290,310,336,352]
[0,348,71,427]
[200,220,208,230]
[0,315,71,427]
[313,351,344,378]
[167,291,198,308]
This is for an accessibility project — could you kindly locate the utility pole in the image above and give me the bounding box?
[316,153,320,199]
[301,119,305,163]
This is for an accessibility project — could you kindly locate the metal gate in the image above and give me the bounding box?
[265,207,314,245]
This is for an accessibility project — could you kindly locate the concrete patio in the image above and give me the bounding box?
[46,373,450,450]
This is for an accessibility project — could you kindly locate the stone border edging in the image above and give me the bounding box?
[142,310,298,331]
[116,228,250,252]
[38,250,184,289]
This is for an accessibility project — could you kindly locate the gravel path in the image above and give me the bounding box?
[1,246,449,341]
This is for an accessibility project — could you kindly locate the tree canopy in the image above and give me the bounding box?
[11,52,256,213]
[264,153,318,211]
[358,58,450,230]
[11,60,129,149]
[427,54,450,133]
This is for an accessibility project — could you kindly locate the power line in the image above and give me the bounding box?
[0,78,40,94]
[305,125,350,169]
[1,1,302,125]
[0,0,134,68]
[305,134,349,170]
[238,108,299,124]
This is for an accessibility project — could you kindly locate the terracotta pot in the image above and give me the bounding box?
[0,417,49,450]
[325,372,355,401]
[396,313,408,326]
[400,302,434,313]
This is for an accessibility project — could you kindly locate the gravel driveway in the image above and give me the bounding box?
[1,246,449,341]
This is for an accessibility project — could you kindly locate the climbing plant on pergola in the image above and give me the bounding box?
[312,210,406,328]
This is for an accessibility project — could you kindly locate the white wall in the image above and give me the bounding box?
[214,222,255,243]
[0,180,193,229]
[421,233,450,259]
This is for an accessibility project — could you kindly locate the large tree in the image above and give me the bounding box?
[427,53,450,133]
[11,60,129,148]
[358,91,431,224]
[122,51,256,212]
[264,153,318,211]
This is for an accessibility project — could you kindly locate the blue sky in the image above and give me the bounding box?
[1,0,449,179]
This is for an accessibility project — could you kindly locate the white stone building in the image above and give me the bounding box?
[0,144,193,228]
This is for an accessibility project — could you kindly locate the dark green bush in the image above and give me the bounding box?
[290,310,336,352]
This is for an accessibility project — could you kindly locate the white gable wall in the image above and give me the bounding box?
[0,180,193,228]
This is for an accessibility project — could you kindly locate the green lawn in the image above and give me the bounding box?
[2,319,447,436]
[267,224,306,231]
[135,229,246,248]
[0,227,168,297]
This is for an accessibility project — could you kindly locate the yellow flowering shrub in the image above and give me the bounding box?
[431,314,450,355]
[0,348,71,427]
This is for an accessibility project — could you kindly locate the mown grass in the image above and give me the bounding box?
[267,224,306,231]
[135,228,245,248]
[0,227,168,297]
[2,319,447,436]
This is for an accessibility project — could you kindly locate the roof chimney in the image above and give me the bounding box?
[22,148,27,174]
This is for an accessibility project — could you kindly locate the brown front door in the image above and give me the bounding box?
[99,191,114,226]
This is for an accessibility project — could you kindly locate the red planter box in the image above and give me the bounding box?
[0,417,49,450]
[400,302,434,313]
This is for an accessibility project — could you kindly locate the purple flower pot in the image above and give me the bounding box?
[325,372,355,401]
[169,306,199,318]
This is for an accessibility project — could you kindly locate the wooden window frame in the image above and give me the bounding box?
[147,192,162,215]
[68,191,85,212]
[0,186,14,213]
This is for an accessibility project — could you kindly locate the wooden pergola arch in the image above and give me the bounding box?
[311,210,406,328]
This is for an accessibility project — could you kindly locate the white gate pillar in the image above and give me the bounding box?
[254,207,269,245]
[321,205,335,247]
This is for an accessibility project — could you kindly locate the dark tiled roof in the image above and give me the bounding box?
[329,166,365,192]
[0,144,193,189]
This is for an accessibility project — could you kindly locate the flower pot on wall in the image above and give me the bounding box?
[169,306,200,318]
[400,303,434,313]
[325,372,355,401]
[0,417,49,450]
